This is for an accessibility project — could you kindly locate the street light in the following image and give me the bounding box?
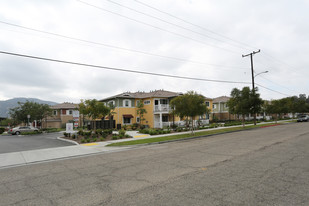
[254,71,269,78]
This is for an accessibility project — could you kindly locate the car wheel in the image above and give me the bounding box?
[15,131,20,135]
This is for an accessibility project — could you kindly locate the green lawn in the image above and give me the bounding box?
[107,123,284,146]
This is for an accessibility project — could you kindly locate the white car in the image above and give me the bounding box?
[297,115,309,122]
[8,126,39,135]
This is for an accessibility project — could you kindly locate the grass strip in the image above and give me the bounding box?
[107,123,282,147]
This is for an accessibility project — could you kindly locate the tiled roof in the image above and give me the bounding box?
[50,103,78,109]
[213,96,230,103]
[100,90,182,101]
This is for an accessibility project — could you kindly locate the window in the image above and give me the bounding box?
[213,104,217,109]
[144,100,151,105]
[205,101,210,107]
[160,99,168,105]
[62,109,66,115]
[162,115,169,122]
[136,117,140,123]
[136,100,140,106]
[123,99,131,107]
[69,110,73,115]
[53,110,57,116]
[108,100,115,107]
[123,117,131,124]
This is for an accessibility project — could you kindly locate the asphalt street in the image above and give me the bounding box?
[0,122,308,205]
[0,132,74,154]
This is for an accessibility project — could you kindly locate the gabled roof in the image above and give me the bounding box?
[100,90,182,101]
[213,96,230,103]
[50,102,78,109]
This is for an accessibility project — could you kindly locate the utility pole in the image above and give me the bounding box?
[242,49,260,125]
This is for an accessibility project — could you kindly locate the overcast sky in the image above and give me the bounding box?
[0,0,308,103]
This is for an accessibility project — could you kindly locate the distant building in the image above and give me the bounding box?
[212,96,236,121]
[44,103,79,128]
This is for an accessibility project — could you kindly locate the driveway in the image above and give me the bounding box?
[0,132,74,154]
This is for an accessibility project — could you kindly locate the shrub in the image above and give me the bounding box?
[104,129,113,135]
[72,134,76,139]
[87,139,91,143]
[81,139,86,143]
[95,129,102,135]
[0,127,5,134]
[176,128,182,132]
[63,132,69,137]
[119,129,126,136]
[78,130,83,135]
[112,136,118,140]
[125,134,131,138]
[100,137,105,141]
[92,138,97,142]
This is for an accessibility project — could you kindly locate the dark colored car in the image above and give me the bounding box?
[8,126,39,135]
[297,115,309,122]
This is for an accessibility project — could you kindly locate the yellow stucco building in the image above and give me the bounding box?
[100,90,213,129]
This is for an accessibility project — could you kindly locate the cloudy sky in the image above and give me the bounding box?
[0,0,308,103]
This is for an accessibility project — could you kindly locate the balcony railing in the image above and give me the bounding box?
[154,104,171,113]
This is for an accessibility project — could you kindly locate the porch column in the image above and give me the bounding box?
[159,113,162,129]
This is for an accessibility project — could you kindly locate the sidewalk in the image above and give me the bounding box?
[0,120,293,169]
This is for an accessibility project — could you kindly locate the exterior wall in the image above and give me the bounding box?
[45,108,77,128]
[114,107,137,126]
[139,98,154,128]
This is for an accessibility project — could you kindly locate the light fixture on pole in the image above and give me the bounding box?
[254,71,269,78]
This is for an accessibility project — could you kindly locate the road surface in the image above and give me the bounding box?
[0,122,308,205]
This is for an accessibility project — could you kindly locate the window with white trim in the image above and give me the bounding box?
[108,100,115,107]
[144,100,151,105]
[205,101,210,107]
[213,104,217,109]
[136,117,140,123]
[123,99,131,107]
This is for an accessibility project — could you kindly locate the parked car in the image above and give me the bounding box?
[297,115,309,122]
[8,126,39,135]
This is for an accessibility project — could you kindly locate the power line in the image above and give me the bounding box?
[105,0,248,51]
[0,50,250,84]
[255,83,291,97]
[133,0,258,50]
[0,50,292,96]
[0,20,247,71]
[76,0,240,54]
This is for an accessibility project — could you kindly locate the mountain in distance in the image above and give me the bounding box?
[0,97,58,118]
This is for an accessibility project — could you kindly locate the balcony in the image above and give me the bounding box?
[154,104,171,113]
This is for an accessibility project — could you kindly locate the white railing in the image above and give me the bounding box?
[154,104,171,113]
[154,120,209,128]
[154,121,186,128]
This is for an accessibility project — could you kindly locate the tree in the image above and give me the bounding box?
[136,101,147,127]
[78,99,89,128]
[9,101,52,127]
[80,99,110,130]
[250,88,264,125]
[170,91,208,133]
[107,102,117,129]
[227,87,263,127]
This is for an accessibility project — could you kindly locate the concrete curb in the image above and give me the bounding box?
[57,137,79,145]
